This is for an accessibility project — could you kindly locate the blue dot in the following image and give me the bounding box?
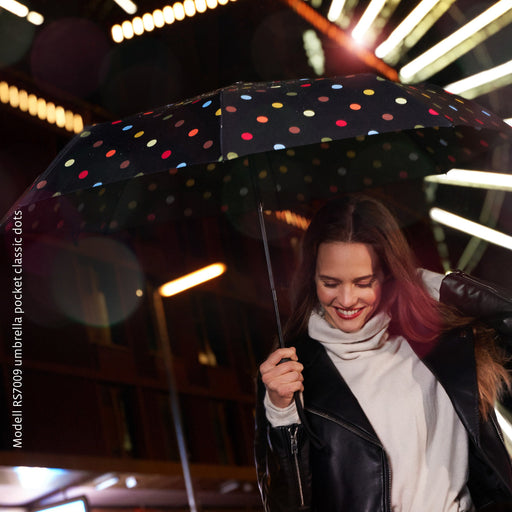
[449,105,458,111]
[93,182,103,187]
[332,84,343,89]
[368,130,379,135]
[274,144,285,150]
[241,95,252,100]
[202,100,212,108]
[482,110,491,116]
[440,139,448,146]
[177,162,187,168]
[122,125,133,131]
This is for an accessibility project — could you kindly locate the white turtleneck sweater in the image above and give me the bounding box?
[264,270,474,512]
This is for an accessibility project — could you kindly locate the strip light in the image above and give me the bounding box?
[444,58,512,99]
[429,207,512,250]
[424,169,512,191]
[159,263,227,297]
[327,0,347,22]
[111,0,236,43]
[400,0,512,83]
[375,0,455,63]
[0,0,44,24]
[351,0,389,44]
[113,0,137,15]
[0,81,84,133]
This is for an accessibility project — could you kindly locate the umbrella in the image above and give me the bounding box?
[3,73,511,236]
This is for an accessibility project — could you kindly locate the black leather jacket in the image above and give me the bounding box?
[255,271,512,512]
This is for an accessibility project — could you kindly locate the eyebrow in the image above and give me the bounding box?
[318,274,376,283]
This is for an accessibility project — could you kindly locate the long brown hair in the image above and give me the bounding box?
[285,194,510,418]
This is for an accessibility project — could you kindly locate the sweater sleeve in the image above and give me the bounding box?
[264,391,301,427]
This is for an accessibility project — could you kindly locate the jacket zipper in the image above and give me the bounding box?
[309,408,392,511]
[288,425,305,508]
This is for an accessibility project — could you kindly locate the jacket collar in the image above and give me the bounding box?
[293,328,480,446]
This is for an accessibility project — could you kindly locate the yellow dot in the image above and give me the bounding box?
[215,108,222,116]
[227,152,238,159]
[64,159,75,167]
[347,150,356,158]
[206,163,216,171]
[134,131,144,138]
[279,166,288,173]
[259,170,268,179]
[321,137,332,142]
[363,89,374,95]
[203,191,212,199]
[128,201,137,209]
[272,102,283,109]
[286,149,296,156]
[303,110,315,117]
[286,92,297,96]
[186,179,195,187]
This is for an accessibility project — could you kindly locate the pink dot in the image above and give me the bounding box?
[161,150,172,159]
[289,126,301,134]
[221,205,229,212]
[106,149,116,157]
[112,120,122,125]
[36,180,47,189]
[257,116,268,123]
[382,113,394,121]
[448,155,456,163]
[93,140,103,148]
[480,140,489,147]
[203,140,214,149]
[475,119,484,125]
[241,132,253,140]
[147,213,156,221]
[57,220,64,229]
[188,128,198,137]
[350,103,361,110]
[120,160,130,169]
[318,96,329,102]
[336,120,347,127]
[329,185,338,193]
[78,170,88,179]
[175,120,185,127]
[399,171,408,179]
[300,83,312,87]
[445,115,453,122]
[144,111,154,115]
[429,108,439,115]
[226,106,237,113]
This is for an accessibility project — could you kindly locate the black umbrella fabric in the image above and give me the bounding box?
[3,73,511,234]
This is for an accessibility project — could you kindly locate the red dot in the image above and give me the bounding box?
[93,140,103,148]
[120,160,130,169]
[78,170,88,179]
[480,139,489,147]
[399,171,408,179]
[188,128,199,137]
[475,119,484,125]
[429,108,439,115]
[226,106,237,113]
[350,103,361,110]
[300,83,312,87]
[241,132,253,140]
[221,205,229,212]
[257,116,268,123]
[161,150,172,159]
[106,149,116,157]
[175,120,185,127]
[143,111,154,115]
[336,120,347,127]
[289,126,301,134]
[169,168,178,175]
[203,140,214,149]
[382,113,394,121]
[147,213,156,221]
[112,120,122,125]
[318,96,329,102]
[329,185,338,193]
[448,155,456,163]
[57,220,64,229]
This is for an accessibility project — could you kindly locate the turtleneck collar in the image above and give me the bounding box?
[308,309,392,360]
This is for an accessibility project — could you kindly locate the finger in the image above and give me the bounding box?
[260,347,297,372]
[260,360,303,379]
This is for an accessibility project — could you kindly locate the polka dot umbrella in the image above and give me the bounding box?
[3,73,511,235]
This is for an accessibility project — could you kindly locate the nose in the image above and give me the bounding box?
[337,285,357,308]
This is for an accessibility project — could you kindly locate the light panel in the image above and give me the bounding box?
[352,0,387,43]
[327,0,347,22]
[159,263,227,297]
[0,0,44,24]
[424,169,512,191]
[430,207,512,250]
[400,0,512,83]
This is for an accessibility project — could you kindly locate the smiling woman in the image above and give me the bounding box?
[255,194,512,512]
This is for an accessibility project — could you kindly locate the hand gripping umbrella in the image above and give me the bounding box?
[3,73,512,346]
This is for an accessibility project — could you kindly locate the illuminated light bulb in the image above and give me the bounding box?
[400,0,512,83]
[46,102,56,124]
[206,0,217,9]
[132,16,144,34]
[352,0,387,43]
[18,89,28,112]
[327,0,347,22]
[111,24,124,43]
[163,5,175,23]
[159,263,227,297]
[121,20,134,39]
[126,476,138,488]
[112,0,137,15]
[444,58,512,99]
[218,0,228,4]
[74,114,84,134]
[0,81,9,103]
[195,0,207,12]
[28,93,37,115]
[184,0,196,15]
[9,85,19,108]
[55,106,66,128]
[173,2,185,19]
[26,10,44,25]
[37,98,46,120]
[430,207,512,250]
[65,110,74,132]
[153,9,165,27]
[425,169,512,191]
[142,12,155,31]
[0,0,29,17]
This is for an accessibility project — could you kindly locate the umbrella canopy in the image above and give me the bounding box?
[2,73,511,234]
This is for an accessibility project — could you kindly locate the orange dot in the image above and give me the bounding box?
[350,103,361,110]
[289,126,301,134]
[382,113,394,121]
[257,116,268,123]
[106,149,116,157]
[188,129,198,137]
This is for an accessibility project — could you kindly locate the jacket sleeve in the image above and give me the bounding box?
[440,270,512,347]
[254,375,312,512]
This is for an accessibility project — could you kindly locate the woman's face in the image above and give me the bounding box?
[315,242,383,333]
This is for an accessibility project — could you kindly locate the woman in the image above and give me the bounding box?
[255,194,512,512]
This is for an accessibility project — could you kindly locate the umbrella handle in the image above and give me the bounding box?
[257,202,286,349]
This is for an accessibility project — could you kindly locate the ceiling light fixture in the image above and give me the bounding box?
[424,169,512,191]
[400,0,512,83]
[430,207,512,250]
[444,58,512,99]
